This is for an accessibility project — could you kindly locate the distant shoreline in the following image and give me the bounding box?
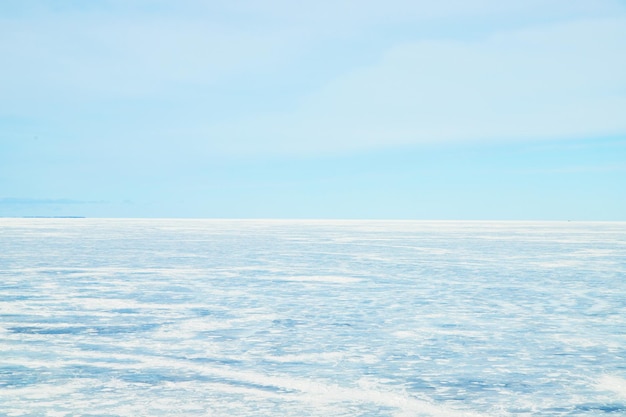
[18,216,86,219]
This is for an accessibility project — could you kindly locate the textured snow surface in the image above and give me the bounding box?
[1,219,625,416]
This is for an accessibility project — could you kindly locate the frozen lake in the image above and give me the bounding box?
[1,219,625,416]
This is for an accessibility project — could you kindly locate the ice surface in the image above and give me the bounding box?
[1,219,625,416]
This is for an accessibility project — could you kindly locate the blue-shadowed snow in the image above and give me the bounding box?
[1,219,625,416]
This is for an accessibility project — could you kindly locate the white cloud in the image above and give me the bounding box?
[206,17,626,154]
[0,16,289,102]
[1,0,625,156]
[2,0,622,99]
[186,0,624,28]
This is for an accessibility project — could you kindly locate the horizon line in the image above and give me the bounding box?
[1,216,625,223]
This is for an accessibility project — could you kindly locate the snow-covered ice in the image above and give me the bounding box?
[1,219,625,416]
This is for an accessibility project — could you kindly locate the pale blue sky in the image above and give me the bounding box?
[1,0,625,219]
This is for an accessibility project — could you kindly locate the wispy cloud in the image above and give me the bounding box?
[186,18,625,155]
[1,0,625,156]
[514,164,626,175]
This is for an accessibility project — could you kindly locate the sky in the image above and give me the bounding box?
[1,0,625,220]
